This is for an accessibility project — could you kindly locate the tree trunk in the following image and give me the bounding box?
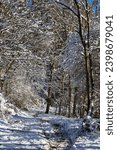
[73,0,91,115]
[45,61,53,114]
[73,87,78,117]
[68,74,71,117]
[45,86,51,114]
[84,0,90,115]
[58,74,65,115]
[88,53,94,116]
[58,98,62,115]
[84,46,90,115]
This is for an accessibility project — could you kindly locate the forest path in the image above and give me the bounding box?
[0,113,99,150]
[0,93,99,150]
[0,113,76,150]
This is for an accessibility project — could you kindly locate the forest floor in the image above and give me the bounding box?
[0,94,100,150]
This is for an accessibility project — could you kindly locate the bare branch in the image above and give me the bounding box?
[55,1,78,17]
[73,0,84,46]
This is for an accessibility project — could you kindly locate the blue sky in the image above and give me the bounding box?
[88,0,100,6]
[88,0,93,5]
[88,0,100,13]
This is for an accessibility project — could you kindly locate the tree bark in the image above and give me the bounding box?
[68,74,71,117]
[73,87,78,117]
[45,86,51,114]
[58,74,65,115]
[45,62,53,114]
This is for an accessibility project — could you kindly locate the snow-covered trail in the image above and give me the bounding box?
[0,114,66,150]
[0,93,99,150]
[0,114,100,150]
[0,114,74,150]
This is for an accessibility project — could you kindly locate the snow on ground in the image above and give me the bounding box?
[0,93,100,150]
